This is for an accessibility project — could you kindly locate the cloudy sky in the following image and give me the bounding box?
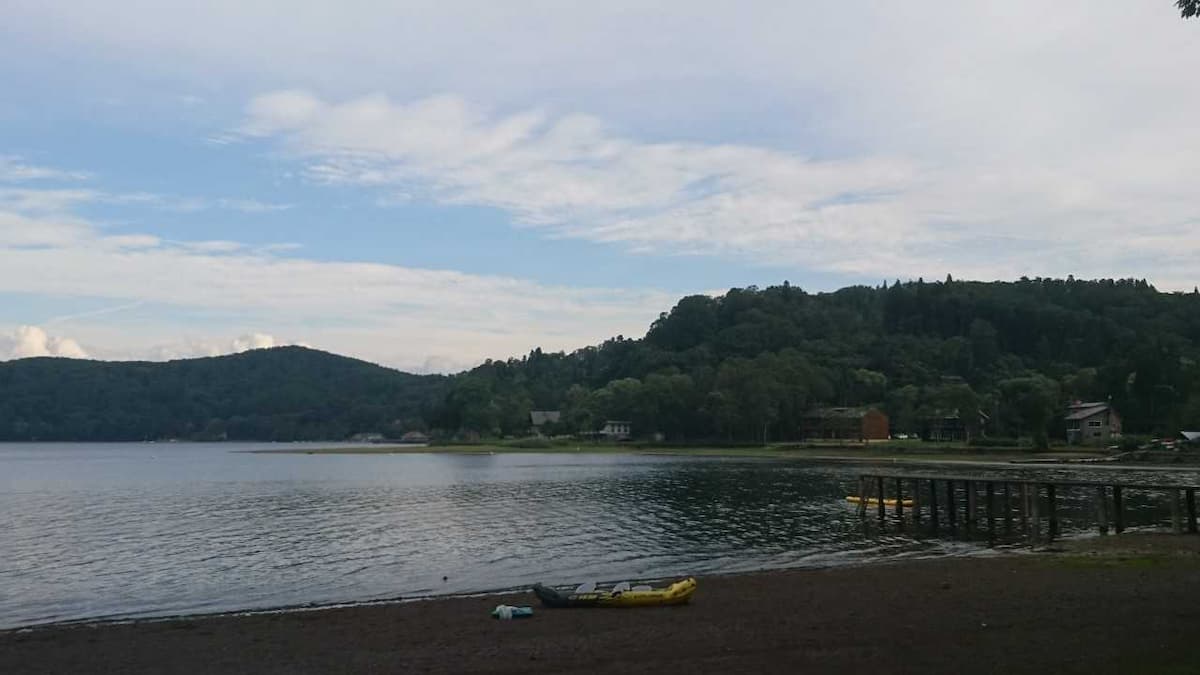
[1,2,1196,371]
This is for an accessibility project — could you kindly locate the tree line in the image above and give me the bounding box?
[2,278,1199,445]
[431,278,1200,447]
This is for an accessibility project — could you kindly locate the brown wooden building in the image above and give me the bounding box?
[920,409,990,442]
[1065,401,1121,446]
[801,407,890,441]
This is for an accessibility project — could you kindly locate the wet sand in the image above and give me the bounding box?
[5,543,1200,674]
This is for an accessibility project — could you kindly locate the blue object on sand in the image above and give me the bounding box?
[491,604,534,619]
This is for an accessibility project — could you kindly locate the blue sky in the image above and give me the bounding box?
[1,2,1197,371]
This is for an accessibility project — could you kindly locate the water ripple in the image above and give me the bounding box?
[4,444,1200,629]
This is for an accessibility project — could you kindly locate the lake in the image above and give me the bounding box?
[2,443,1198,630]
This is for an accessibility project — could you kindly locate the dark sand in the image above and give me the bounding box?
[5,543,1200,674]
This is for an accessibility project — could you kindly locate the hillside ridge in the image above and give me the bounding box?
[4,277,1199,442]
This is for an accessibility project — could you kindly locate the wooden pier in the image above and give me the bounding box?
[854,472,1200,546]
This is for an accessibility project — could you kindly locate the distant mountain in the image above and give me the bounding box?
[0,346,447,441]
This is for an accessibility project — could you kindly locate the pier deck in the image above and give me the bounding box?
[855,472,1200,545]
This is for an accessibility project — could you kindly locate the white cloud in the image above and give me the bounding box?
[214,198,293,213]
[0,155,90,182]
[0,200,671,370]
[15,1,1193,285]
[231,332,277,352]
[238,89,1200,289]
[0,188,101,214]
[179,240,245,253]
[133,333,299,361]
[100,192,292,214]
[0,187,290,216]
[3,0,1199,365]
[1,325,89,360]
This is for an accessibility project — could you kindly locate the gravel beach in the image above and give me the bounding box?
[4,542,1200,674]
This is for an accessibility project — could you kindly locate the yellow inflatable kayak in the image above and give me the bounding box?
[532,577,696,608]
[846,496,914,507]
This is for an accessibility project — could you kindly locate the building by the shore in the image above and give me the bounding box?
[599,420,632,441]
[400,430,430,444]
[1065,401,1121,446]
[529,410,561,436]
[919,409,989,442]
[801,407,889,441]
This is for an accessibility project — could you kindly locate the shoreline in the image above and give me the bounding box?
[6,534,1193,636]
[3,551,979,635]
[238,445,1200,472]
[5,539,1199,674]
[243,443,1099,461]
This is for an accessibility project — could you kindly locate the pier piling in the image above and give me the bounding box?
[1171,490,1182,534]
[1113,486,1124,534]
[986,481,995,547]
[854,472,1200,546]
[946,481,957,534]
[1187,489,1198,534]
[929,480,939,533]
[966,482,977,538]
[1003,483,1012,537]
[910,479,922,526]
[1047,484,1058,542]
[1096,486,1109,535]
[876,476,886,524]
[1019,484,1029,535]
[1030,484,1041,546]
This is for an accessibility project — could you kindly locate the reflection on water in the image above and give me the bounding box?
[2,443,1198,629]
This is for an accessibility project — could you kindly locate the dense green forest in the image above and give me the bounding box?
[0,347,447,441]
[3,278,1200,444]
[433,278,1200,446]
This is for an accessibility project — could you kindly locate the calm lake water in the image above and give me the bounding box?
[3,443,1199,630]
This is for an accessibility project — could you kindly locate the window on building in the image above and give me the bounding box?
[1088,420,1102,428]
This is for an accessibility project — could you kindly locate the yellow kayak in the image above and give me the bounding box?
[532,577,697,608]
[846,496,914,507]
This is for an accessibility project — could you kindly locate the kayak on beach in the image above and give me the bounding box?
[532,577,697,608]
[846,496,914,507]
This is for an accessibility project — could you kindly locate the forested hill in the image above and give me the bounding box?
[0,347,447,441]
[435,278,1200,444]
[4,278,1200,443]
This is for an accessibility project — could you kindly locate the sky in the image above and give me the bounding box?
[1,2,1197,372]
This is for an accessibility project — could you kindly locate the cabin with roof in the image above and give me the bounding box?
[801,407,889,441]
[1065,401,1121,446]
[529,410,562,436]
[400,430,430,444]
[920,409,990,442]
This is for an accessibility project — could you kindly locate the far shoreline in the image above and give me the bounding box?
[237,442,1123,466]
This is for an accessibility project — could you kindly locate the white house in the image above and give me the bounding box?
[600,420,632,441]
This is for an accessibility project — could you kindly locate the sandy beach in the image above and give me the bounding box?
[4,538,1200,674]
